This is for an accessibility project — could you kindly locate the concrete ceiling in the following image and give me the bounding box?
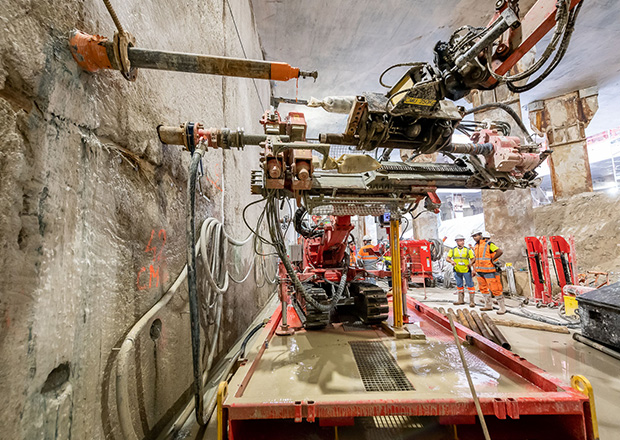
[252,0,620,137]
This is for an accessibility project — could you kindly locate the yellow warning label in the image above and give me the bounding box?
[564,295,578,316]
[404,97,436,106]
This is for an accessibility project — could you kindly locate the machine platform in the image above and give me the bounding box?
[221,297,595,439]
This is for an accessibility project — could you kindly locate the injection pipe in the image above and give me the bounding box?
[69,29,317,82]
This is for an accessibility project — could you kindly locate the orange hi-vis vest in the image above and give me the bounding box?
[474,239,496,273]
[359,244,378,261]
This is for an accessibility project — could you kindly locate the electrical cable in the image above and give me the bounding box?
[186,147,277,426]
[187,148,208,425]
[265,193,348,312]
[379,62,426,88]
[224,0,266,110]
[239,321,267,359]
[399,216,410,240]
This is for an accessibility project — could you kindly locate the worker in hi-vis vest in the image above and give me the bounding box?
[471,229,506,314]
[358,235,380,284]
[446,234,475,306]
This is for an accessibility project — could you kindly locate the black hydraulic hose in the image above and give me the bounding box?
[463,102,534,145]
[293,206,323,239]
[573,333,620,361]
[240,322,266,358]
[507,1,583,94]
[186,148,208,425]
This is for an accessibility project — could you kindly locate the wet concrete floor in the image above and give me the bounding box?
[418,287,620,439]
[193,288,620,439]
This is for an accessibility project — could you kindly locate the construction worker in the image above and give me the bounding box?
[348,242,357,265]
[472,229,506,314]
[446,234,475,306]
[359,235,380,284]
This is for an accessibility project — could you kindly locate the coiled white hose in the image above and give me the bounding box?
[116,216,275,440]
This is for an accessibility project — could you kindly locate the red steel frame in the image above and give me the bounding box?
[222,298,594,439]
[549,235,578,290]
[525,236,554,305]
[400,239,433,285]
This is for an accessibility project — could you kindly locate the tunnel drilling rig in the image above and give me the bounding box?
[154,0,584,329]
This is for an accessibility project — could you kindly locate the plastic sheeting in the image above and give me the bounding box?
[438,213,485,249]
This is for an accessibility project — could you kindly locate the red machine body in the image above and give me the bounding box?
[400,239,433,286]
[297,215,389,285]
[525,236,554,305]
[549,235,577,288]
[303,216,353,268]
[471,129,541,177]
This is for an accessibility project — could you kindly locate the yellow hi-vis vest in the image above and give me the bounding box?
[448,246,474,273]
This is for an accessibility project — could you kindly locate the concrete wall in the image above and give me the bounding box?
[0,1,273,438]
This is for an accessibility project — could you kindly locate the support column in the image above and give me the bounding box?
[469,86,535,269]
[528,87,598,199]
[389,219,403,328]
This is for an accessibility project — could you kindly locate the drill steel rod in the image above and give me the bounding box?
[462,309,482,335]
[447,314,492,440]
[457,309,471,330]
[471,310,497,343]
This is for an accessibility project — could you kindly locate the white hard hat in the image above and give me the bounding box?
[455,234,465,240]
[482,231,491,239]
[363,235,372,241]
[471,228,483,237]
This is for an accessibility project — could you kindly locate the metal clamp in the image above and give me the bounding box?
[112,31,138,81]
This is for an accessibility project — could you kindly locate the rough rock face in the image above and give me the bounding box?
[534,191,620,283]
[0,1,273,438]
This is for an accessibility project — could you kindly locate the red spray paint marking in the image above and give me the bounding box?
[137,229,168,290]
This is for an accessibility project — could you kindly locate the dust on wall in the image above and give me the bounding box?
[0,0,274,438]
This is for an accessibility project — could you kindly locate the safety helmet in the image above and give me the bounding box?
[455,234,465,240]
[482,231,491,239]
[363,235,372,242]
[471,228,483,237]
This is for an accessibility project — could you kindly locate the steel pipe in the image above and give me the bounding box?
[482,313,511,350]
[69,30,316,82]
[462,309,482,336]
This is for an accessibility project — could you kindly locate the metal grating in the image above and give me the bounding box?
[349,341,415,392]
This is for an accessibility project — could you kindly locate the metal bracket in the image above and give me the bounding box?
[112,31,138,81]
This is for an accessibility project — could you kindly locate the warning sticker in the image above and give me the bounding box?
[403,97,437,107]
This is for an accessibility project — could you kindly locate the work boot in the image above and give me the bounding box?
[453,291,465,305]
[480,294,493,311]
[469,293,475,307]
[496,295,507,315]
